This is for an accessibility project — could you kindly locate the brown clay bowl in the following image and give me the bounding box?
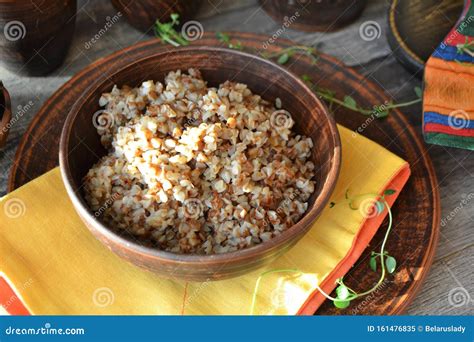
[111,0,204,34]
[0,81,12,148]
[260,0,368,32]
[387,0,464,75]
[0,0,76,76]
[59,46,341,281]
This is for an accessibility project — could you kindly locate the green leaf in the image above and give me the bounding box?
[277,53,289,65]
[317,87,336,97]
[301,74,311,83]
[375,200,384,214]
[333,299,351,309]
[414,86,422,99]
[384,189,396,195]
[170,13,180,23]
[385,256,397,274]
[217,32,243,50]
[375,108,389,118]
[336,285,350,300]
[159,23,169,31]
[343,96,357,110]
[217,32,230,43]
[232,41,243,50]
[369,255,377,272]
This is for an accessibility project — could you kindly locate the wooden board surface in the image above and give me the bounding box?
[7,33,440,315]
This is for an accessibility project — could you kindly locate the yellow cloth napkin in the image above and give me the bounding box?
[0,126,409,315]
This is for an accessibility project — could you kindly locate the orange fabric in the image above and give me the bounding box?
[424,58,474,114]
[298,165,410,314]
[423,104,474,118]
[0,278,30,315]
[424,123,474,137]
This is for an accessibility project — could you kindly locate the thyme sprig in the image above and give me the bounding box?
[261,45,319,65]
[250,189,397,313]
[216,32,318,65]
[154,21,421,119]
[155,19,318,67]
[301,74,422,118]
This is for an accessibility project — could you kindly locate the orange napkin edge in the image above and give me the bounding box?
[298,163,410,314]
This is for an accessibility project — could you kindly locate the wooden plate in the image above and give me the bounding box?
[8,33,440,315]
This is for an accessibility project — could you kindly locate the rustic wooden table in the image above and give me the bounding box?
[0,0,472,315]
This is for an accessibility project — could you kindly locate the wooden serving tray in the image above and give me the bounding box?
[8,33,440,315]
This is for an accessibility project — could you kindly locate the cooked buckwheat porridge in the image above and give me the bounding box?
[84,69,315,254]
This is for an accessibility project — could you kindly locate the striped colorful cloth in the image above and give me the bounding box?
[423,0,474,150]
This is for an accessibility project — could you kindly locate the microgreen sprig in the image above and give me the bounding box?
[261,46,319,65]
[301,75,422,118]
[216,32,243,50]
[456,37,474,57]
[250,189,398,313]
[216,32,318,65]
[328,189,397,308]
[154,13,189,46]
